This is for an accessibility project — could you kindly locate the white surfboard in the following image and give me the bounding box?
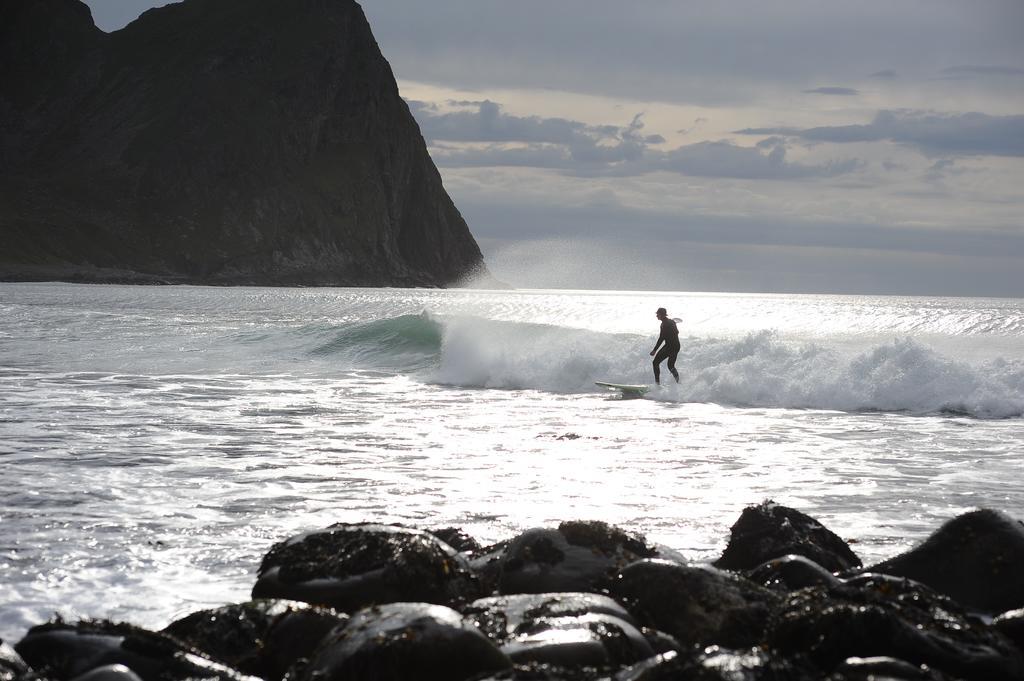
[595,381,650,396]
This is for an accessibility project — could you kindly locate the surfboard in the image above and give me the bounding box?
[595,381,650,396]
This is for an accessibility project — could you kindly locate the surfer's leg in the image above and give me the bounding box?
[653,347,670,384]
[668,349,679,382]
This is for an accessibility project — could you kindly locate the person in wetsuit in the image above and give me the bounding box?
[650,307,680,384]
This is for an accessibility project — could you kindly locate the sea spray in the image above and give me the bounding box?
[425,318,1024,418]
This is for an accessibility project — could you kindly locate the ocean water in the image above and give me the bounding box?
[1,282,1023,640]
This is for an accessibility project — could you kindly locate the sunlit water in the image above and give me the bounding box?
[1,283,1023,641]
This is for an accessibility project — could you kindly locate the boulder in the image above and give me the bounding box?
[69,666,144,681]
[689,646,819,681]
[610,560,779,649]
[496,521,671,595]
[465,593,640,637]
[258,605,350,681]
[252,523,480,611]
[464,593,651,669]
[715,501,861,573]
[471,667,586,681]
[766,575,1024,680]
[162,600,345,680]
[294,602,510,681]
[612,651,686,681]
[638,628,681,656]
[498,614,652,669]
[430,527,483,555]
[831,656,948,680]
[613,648,820,681]
[747,554,843,591]
[862,509,1024,613]
[14,620,257,681]
[993,608,1024,656]
[470,541,511,595]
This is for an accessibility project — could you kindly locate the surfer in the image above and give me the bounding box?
[650,307,680,384]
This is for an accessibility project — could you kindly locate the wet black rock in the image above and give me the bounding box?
[294,602,510,681]
[746,554,843,592]
[471,665,589,681]
[766,574,1024,680]
[498,615,652,670]
[13,620,256,681]
[496,521,670,595]
[689,646,819,681]
[831,656,948,680]
[862,508,1024,613]
[69,666,144,681]
[637,628,681,656]
[258,605,349,681]
[432,527,483,555]
[162,599,346,681]
[0,0,487,286]
[613,647,820,681]
[252,523,480,611]
[465,593,639,637]
[610,560,779,649]
[993,608,1024,656]
[164,600,291,672]
[612,651,685,681]
[715,501,861,573]
[470,542,512,596]
[463,593,651,669]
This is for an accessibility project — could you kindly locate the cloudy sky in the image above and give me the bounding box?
[87,1,1024,295]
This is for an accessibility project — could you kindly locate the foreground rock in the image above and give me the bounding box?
[463,593,653,669]
[0,0,486,286]
[14,620,257,681]
[10,508,1024,681]
[861,508,1024,613]
[767,574,1024,680]
[163,600,346,681]
[610,560,779,649]
[252,523,480,611]
[715,501,861,573]
[489,521,677,595]
[746,554,843,592]
[613,648,821,681]
[294,603,510,681]
[993,608,1024,656]
[832,656,950,680]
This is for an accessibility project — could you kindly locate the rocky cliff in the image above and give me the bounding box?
[0,0,487,286]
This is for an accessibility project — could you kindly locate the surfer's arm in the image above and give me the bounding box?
[651,331,666,355]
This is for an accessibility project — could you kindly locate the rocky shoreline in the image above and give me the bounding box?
[3,502,1023,681]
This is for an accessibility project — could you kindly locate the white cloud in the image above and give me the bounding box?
[737,110,1024,157]
[942,65,1024,77]
[803,87,860,96]
[413,99,860,180]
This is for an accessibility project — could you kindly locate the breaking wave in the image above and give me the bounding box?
[301,313,1024,418]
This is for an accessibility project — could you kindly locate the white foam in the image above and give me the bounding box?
[432,319,1024,418]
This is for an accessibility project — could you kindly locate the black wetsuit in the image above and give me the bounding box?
[652,318,680,383]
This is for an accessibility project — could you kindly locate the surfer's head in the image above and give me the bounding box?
[656,307,667,319]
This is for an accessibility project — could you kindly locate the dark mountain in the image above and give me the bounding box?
[0,0,487,286]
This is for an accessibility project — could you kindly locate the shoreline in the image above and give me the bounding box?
[4,503,1023,680]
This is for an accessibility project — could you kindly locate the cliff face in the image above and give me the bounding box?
[0,0,486,286]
